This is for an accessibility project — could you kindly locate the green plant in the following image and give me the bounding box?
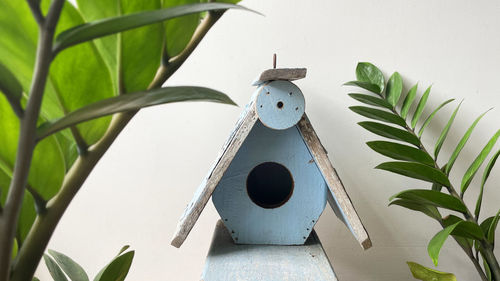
[345,62,500,281]
[0,0,253,280]
[43,246,134,281]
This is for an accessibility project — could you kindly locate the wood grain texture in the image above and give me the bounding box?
[212,120,327,245]
[297,114,372,250]
[170,100,259,248]
[252,68,307,86]
[201,220,338,281]
[255,81,305,130]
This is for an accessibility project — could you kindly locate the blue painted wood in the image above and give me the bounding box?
[212,120,328,245]
[255,80,305,130]
[202,220,338,281]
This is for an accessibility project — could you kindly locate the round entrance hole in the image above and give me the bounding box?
[246,162,294,209]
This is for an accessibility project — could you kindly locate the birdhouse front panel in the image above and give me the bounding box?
[212,119,328,245]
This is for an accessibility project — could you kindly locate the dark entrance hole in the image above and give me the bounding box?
[246,162,294,209]
[277,101,284,109]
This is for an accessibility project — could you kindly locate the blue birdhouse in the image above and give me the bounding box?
[171,65,371,250]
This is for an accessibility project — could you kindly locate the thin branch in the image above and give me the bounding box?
[11,6,222,281]
[27,0,44,25]
[0,0,64,279]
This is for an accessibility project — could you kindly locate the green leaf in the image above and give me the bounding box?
[355,62,384,93]
[442,215,484,240]
[44,254,69,281]
[367,141,434,166]
[348,93,393,110]
[401,83,418,120]
[385,72,402,107]
[428,222,461,266]
[358,121,420,147]
[0,95,65,243]
[343,81,381,94]
[434,101,462,160]
[12,238,18,260]
[37,86,236,140]
[418,99,454,137]
[376,162,451,187]
[389,199,441,221]
[94,251,135,281]
[411,85,431,129]
[48,249,90,281]
[55,3,250,53]
[407,261,457,281]
[117,245,130,256]
[33,278,40,281]
[445,109,491,175]
[487,209,500,245]
[390,189,466,213]
[461,130,500,196]
[349,106,406,127]
[0,62,23,116]
[47,1,115,145]
[163,0,200,58]
[475,149,500,218]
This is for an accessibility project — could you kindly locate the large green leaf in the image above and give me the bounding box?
[44,254,69,281]
[389,199,441,221]
[475,149,500,218]
[461,130,500,196]
[46,1,115,145]
[343,81,381,94]
[401,83,418,120]
[0,94,65,243]
[442,215,484,240]
[348,93,393,110]
[385,72,402,107]
[411,85,431,129]
[355,62,384,94]
[434,101,462,160]
[94,251,135,281]
[445,110,490,175]
[350,106,406,127]
[428,222,461,266]
[407,262,457,281]
[48,249,90,281]
[367,141,434,166]
[56,3,248,53]
[0,62,23,116]
[37,86,236,140]
[417,99,454,137]
[358,121,420,147]
[376,162,451,187]
[390,189,467,213]
[163,0,200,58]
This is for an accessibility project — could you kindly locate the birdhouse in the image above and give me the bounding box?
[171,62,371,280]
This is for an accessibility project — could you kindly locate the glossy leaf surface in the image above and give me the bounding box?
[355,62,384,93]
[434,101,462,159]
[367,141,434,165]
[385,72,402,107]
[390,189,466,213]
[407,262,457,281]
[348,93,393,110]
[401,84,418,120]
[411,85,431,129]
[417,99,454,137]
[376,162,451,187]
[48,249,89,281]
[358,121,420,147]
[350,106,406,127]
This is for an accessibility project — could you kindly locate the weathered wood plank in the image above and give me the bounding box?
[252,68,307,86]
[201,220,338,281]
[170,102,259,248]
[297,114,372,250]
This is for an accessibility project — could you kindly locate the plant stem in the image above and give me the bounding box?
[0,1,64,279]
[10,11,222,281]
[481,241,500,281]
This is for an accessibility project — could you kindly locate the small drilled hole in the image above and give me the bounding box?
[231,230,235,234]
[295,107,299,111]
[224,219,228,221]
[303,236,306,239]
[266,91,270,95]
[260,105,263,108]
[277,101,284,109]
[306,228,309,231]
[289,92,293,96]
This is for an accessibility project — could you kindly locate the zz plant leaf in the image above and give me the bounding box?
[346,62,500,281]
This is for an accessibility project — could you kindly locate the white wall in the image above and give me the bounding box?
[37,0,500,280]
